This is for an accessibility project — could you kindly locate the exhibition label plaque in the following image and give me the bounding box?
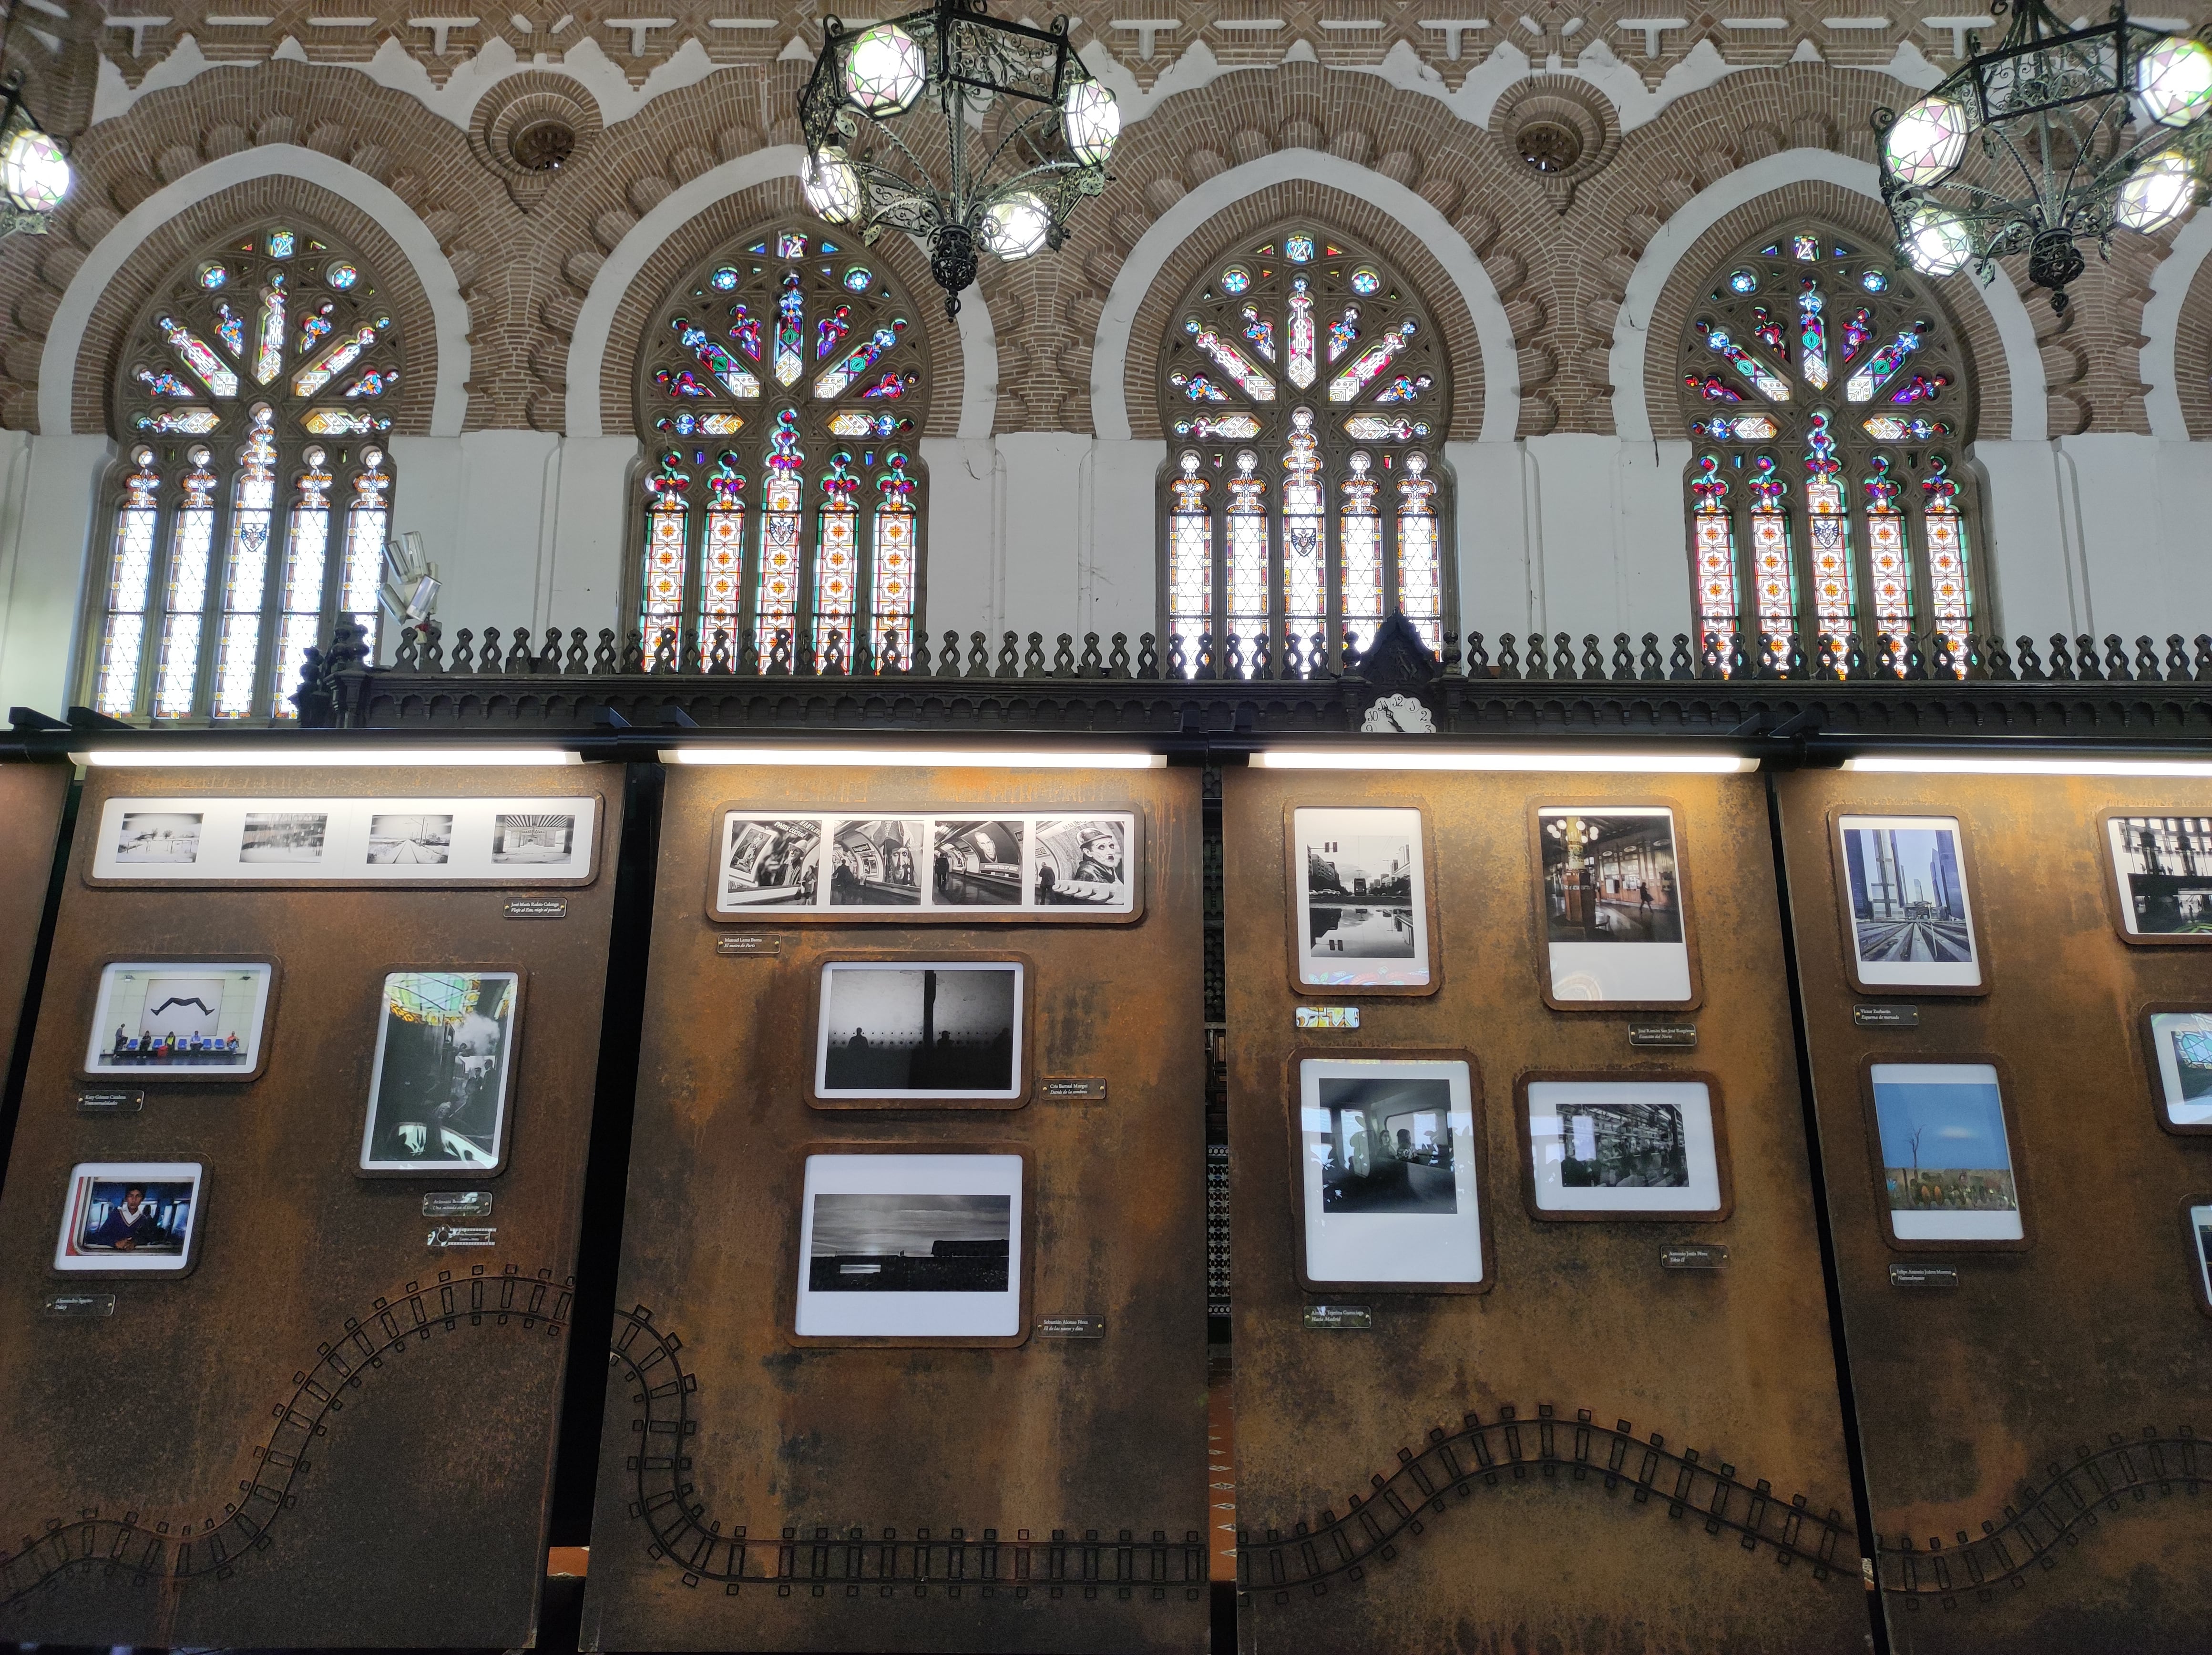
[1300,1304,1373,1330]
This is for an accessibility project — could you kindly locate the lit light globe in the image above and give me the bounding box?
[1,125,70,214]
[1061,76,1120,166]
[980,192,1052,259]
[1903,204,1975,275]
[842,23,926,116]
[1882,94,1970,185]
[2117,149,2198,232]
[2137,35,2212,126]
[801,147,862,224]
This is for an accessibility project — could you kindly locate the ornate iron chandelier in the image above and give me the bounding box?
[1874,0,2212,312]
[0,74,71,237]
[798,0,1119,316]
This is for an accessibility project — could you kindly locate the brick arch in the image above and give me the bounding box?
[76,179,439,439]
[2166,247,2212,439]
[1639,182,2007,446]
[1119,181,1487,443]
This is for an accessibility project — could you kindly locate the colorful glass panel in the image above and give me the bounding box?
[292,315,389,397]
[640,451,691,654]
[1167,451,1212,668]
[1281,408,1325,643]
[1845,321,1928,402]
[95,450,162,717]
[212,407,278,718]
[1698,321,1791,401]
[1225,450,1270,669]
[1802,411,1853,651]
[1328,318,1416,403]
[1397,452,1442,654]
[1798,278,1829,391]
[1924,455,1972,661]
[812,451,861,657]
[340,449,391,659]
[153,449,219,719]
[1864,454,1912,660]
[756,408,805,642]
[1338,450,1382,651]
[1690,454,1739,653]
[870,453,918,665]
[1174,413,1264,440]
[1185,317,1278,399]
[253,277,287,385]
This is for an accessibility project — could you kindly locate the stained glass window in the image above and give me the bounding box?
[1678,225,1981,669]
[90,221,402,720]
[634,222,930,667]
[1158,227,1454,671]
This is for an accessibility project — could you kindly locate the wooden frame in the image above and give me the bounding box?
[2135,1001,2212,1138]
[1512,1067,1733,1223]
[76,954,281,1085]
[1526,798,1704,1012]
[354,964,528,1179]
[782,1141,1036,1349]
[2098,809,2212,947]
[807,950,1036,1111]
[1285,1045,1493,1295]
[1280,800,1444,998]
[1826,807,1991,998]
[48,1159,208,1279]
[1856,1052,2032,1253]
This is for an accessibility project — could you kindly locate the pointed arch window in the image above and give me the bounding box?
[1157,228,1456,673]
[633,224,930,667]
[1676,225,1984,667]
[87,223,403,720]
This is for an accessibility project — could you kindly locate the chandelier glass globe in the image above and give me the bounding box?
[1061,77,1120,167]
[2136,35,2212,126]
[2116,149,2198,231]
[980,192,1051,258]
[800,146,862,224]
[1903,204,1975,275]
[1,124,69,214]
[1881,95,1970,186]
[842,24,926,116]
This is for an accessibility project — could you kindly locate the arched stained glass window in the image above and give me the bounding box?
[1677,225,1983,666]
[1156,228,1454,673]
[88,223,400,720]
[633,224,929,667]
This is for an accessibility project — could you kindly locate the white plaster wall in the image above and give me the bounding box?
[0,433,113,717]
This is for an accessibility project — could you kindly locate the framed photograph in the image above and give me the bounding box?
[1834,814,1985,993]
[2184,1197,2212,1317]
[2140,1007,2212,1133]
[1293,1053,1488,1292]
[83,960,275,1081]
[1286,806,1435,993]
[52,1162,204,1274]
[1532,805,1696,1007]
[828,819,926,906]
[932,820,1025,907]
[721,816,824,907]
[1032,817,1133,907]
[812,960,1025,1106]
[1864,1061,2025,1247]
[88,795,599,884]
[792,1151,1027,1343]
[1518,1074,1729,1220]
[2104,815,2212,943]
[358,970,521,1174]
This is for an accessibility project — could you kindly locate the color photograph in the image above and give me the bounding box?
[359,971,519,1170]
[1840,816,1982,988]
[2192,1202,2212,1310]
[932,820,1025,906]
[1291,807,1431,988]
[828,818,925,905]
[52,1161,203,1272]
[240,811,328,863]
[721,816,822,907]
[1298,1057,1481,1285]
[2148,1011,2212,1127]
[795,1153,1024,1338]
[114,811,203,864]
[2108,817,2212,936]
[492,812,576,864]
[1870,1062,2022,1242]
[1537,807,1692,1003]
[85,961,273,1077]
[367,813,454,865]
[1525,1079,1724,1216]
[1033,818,1132,907]
[815,961,1021,1099]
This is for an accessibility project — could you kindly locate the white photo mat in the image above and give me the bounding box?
[359,970,521,1172]
[2191,1203,2212,1308]
[1290,807,1431,989]
[52,1160,205,1273]
[83,961,273,1077]
[2148,1012,2212,1127]
[91,796,598,883]
[1526,1079,1721,1214]
[1870,1062,2022,1242]
[2106,816,2212,938]
[1536,807,1692,1004]
[813,960,1024,1101]
[1298,1057,1481,1284]
[1837,814,1982,988]
[794,1153,1024,1338]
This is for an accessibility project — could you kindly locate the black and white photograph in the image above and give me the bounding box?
[1525,1080,1724,1216]
[2108,817,2212,937]
[1291,807,1431,989]
[721,816,822,907]
[1298,1057,1481,1285]
[1033,818,1132,908]
[241,811,328,863]
[52,1161,203,1273]
[114,811,202,864]
[367,813,454,865]
[2192,1202,2212,1310]
[493,813,576,865]
[932,821,1025,906]
[85,961,273,1077]
[794,1153,1024,1338]
[358,971,519,1171]
[1840,816,1982,988]
[1537,807,1693,1003]
[2150,1012,2212,1127]
[815,961,1022,1101]
[1870,1062,2021,1242]
[828,819,925,905]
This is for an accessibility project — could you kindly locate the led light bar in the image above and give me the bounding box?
[1250,748,1757,774]
[72,746,584,767]
[664,746,1166,769]
[1843,754,2212,777]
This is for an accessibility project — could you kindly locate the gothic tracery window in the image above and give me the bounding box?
[89,223,400,720]
[1157,227,1454,672]
[1677,225,1983,666]
[633,223,929,667]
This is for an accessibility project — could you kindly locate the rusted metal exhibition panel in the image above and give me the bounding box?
[580,763,1209,1654]
[0,763,624,1647]
[1222,765,1867,1655]
[1777,768,2212,1655]
[0,761,69,1076]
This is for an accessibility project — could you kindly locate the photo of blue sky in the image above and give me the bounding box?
[1874,1076,2011,1171]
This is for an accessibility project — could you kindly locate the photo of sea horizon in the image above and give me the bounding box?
[794,1153,1024,1338]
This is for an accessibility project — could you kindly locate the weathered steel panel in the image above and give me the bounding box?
[0,761,69,1080]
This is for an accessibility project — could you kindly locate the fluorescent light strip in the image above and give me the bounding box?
[1844,754,2212,777]
[1251,748,1756,773]
[665,746,1166,769]
[73,747,584,767]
